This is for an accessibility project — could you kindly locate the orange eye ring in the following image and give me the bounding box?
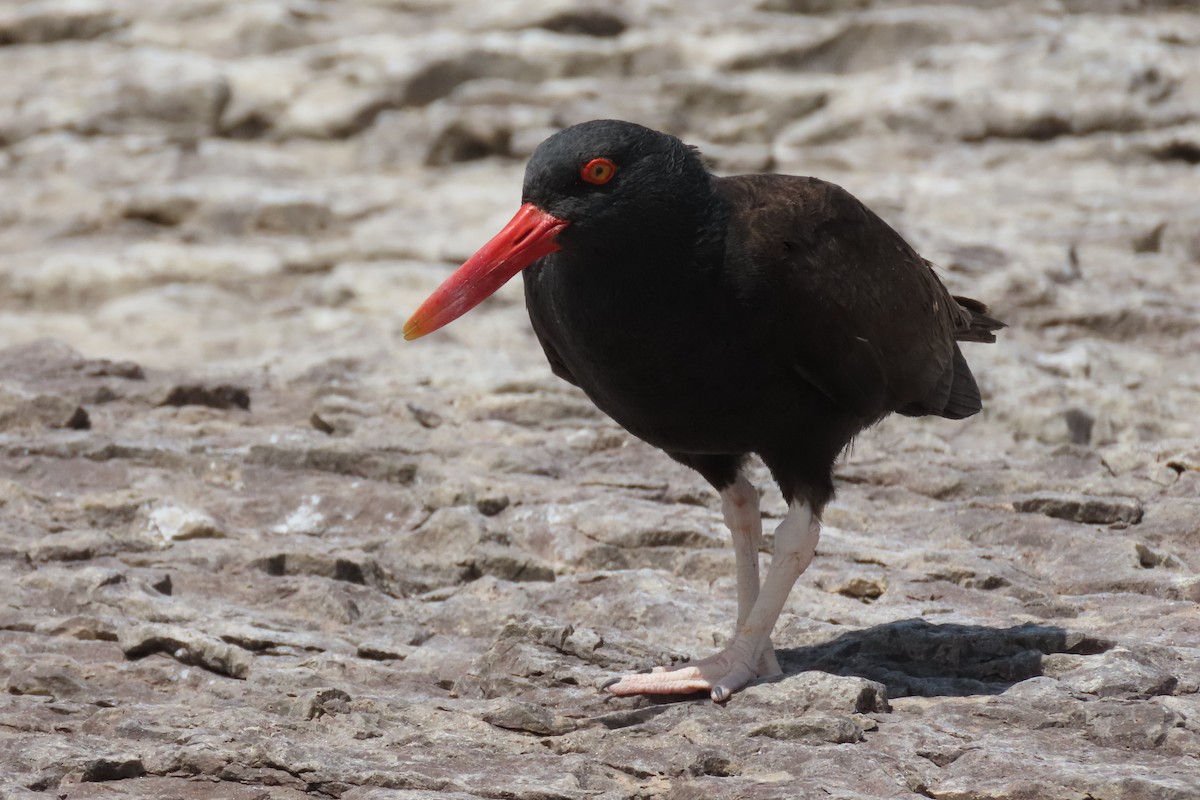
[581,158,616,185]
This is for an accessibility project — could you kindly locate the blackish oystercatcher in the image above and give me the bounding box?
[404,120,1004,702]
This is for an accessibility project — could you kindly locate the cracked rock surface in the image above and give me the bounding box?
[2,1,1199,798]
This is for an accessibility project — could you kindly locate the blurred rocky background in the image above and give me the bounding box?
[1,0,1199,797]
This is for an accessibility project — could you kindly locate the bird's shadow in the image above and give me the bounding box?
[775,617,1113,698]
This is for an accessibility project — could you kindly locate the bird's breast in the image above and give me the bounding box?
[523,256,794,453]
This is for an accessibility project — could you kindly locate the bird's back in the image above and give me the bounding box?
[715,173,1003,425]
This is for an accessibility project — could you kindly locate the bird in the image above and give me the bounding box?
[404,119,1004,702]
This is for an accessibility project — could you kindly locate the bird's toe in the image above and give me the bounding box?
[605,666,712,697]
[709,661,759,703]
[605,647,774,701]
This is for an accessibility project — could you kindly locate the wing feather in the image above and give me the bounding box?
[717,175,983,421]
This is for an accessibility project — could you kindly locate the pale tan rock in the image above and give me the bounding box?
[0,1,1198,797]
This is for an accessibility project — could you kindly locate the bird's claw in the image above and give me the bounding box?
[605,642,781,702]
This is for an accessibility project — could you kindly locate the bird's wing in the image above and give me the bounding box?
[717,174,970,421]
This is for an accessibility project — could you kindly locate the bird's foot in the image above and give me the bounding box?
[606,638,781,702]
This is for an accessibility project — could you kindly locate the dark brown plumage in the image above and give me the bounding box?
[523,154,1002,512]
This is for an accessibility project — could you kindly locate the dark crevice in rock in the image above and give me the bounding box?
[538,11,628,38]
[252,553,369,585]
[160,384,251,411]
[63,406,90,430]
[1152,140,1200,163]
[81,757,146,782]
[222,113,273,140]
[426,122,511,165]
[688,752,740,777]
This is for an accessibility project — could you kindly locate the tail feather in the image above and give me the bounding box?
[938,344,983,419]
[898,293,1002,420]
[898,344,985,420]
[952,295,1006,343]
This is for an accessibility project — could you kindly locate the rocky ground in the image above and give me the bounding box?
[2,0,1200,798]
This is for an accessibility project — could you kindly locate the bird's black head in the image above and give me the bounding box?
[521,120,714,252]
[403,120,715,340]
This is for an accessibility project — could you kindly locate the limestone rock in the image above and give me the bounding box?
[1014,493,1145,525]
[1,1,1198,797]
[0,0,123,45]
[117,624,252,679]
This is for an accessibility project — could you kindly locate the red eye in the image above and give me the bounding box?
[581,158,616,185]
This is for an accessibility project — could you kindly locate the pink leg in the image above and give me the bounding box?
[722,474,764,630]
[720,475,781,676]
[607,494,819,701]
